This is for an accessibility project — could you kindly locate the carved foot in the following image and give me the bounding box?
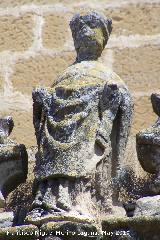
[28,178,72,222]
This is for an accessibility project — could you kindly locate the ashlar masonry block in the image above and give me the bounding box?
[105,4,160,36]
[0,14,34,52]
[11,52,75,95]
[43,13,71,49]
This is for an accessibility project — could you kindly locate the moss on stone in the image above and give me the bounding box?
[102,215,160,233]
[26,213,94,227]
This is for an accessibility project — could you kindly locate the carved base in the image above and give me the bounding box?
[0,212,14,228]
[0,224,38,240]
[41,221,101,240]
[25,209,94,227]
[102,216,160,240]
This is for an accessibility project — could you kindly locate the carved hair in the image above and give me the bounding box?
[70,11,112,48]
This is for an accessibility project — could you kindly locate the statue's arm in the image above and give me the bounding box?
[32,88,44,145]
[96,83,133,172]
[114,87,133,169]
[96,83,122,149]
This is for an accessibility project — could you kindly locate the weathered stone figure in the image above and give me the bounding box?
[133,93,160,239]
[136,93,160,194]
[27,12,133,224]
[0,116,28,209]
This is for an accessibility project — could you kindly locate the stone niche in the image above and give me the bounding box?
[0,11,160,240]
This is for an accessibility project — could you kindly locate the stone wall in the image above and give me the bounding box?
[0,0,159,147]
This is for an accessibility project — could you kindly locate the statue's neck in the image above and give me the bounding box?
[76,50,100,63]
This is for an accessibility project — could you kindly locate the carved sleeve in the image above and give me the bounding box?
[96,83,122,149]
[97,83,133,174]
[32,88,44,145]
[113,87,133,170]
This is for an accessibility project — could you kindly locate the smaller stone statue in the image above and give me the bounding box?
[0,116,14,144]
[136,93,160,194]
[135,104,160,240]
[0,116,28,209]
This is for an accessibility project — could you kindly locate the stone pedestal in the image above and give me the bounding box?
[0,224,39,240]
[102,216,160,240]
[40,221,101,240]
[0,116,28,207]
[0,212,14,228]
[134,195,160,217]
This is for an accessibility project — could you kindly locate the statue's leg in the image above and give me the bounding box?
[30,179,72,214]
[56,178,71,211]
[111,88,133,205]
[32,181,45,208]
[26,181,47,219]
[42,179,64,213]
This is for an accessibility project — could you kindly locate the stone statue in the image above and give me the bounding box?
[133,93,160,239]
[0,116,28,227]
[136,93,160,194]
[26,11,133,225]
[0,116,14,145]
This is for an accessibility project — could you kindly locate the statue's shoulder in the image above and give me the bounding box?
[53,61,126,89]
[32,87,54,103]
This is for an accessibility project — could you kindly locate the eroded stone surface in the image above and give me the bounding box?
[0,116,14,144]
[41,221,100,240]
[134,195,160,217]
[0,110,36,148]
[102,216,160,240]
[136,93,160,194]
[26,11,133,226]
[0,212,14,228]
[0,116,28,208]
[0,224,39,239]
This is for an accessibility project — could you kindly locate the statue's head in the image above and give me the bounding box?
[70,11,112,62]
[0,116,14,143]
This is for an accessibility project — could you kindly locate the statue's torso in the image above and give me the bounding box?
[34,61,124,180]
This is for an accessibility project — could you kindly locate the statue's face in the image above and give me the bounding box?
[137,143,160,174]
[73,18,105,59]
